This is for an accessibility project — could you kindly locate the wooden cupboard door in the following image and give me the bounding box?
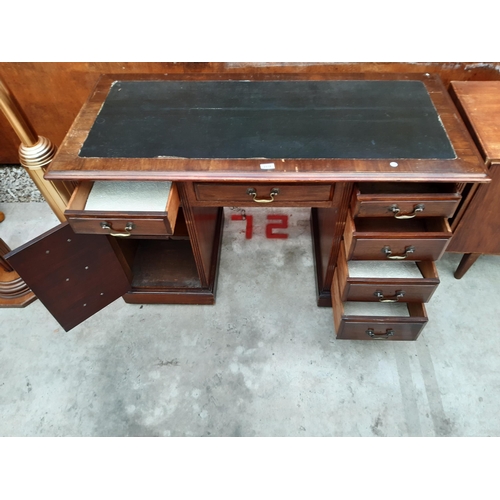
[5,223,131,332]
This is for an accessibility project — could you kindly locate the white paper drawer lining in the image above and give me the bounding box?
[85,181,172,212]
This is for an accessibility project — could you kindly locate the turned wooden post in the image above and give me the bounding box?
[0,76,75,307]
[0,238,36,307]
[0,77,74,222]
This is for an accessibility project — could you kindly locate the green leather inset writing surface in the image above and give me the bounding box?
[80,80,455,160]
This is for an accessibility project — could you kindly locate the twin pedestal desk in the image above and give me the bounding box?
[6,74,489,339]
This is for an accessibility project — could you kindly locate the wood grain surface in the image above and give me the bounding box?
[1,62,499,164]
[37,72,487,183]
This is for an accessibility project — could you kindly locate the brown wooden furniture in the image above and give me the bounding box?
[333,183,456,340]
[0,238,36,308]
[5,73,488,340]
[446,81,500,278]
[2,63,500,165]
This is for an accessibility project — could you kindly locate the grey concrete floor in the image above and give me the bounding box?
[1,201,500,437]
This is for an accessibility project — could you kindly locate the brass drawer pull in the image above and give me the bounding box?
[366,328,395,339]
[100,221,134,237]
[374,290,405,302]
[389,204,425,219]
[382,245,415,260]
[247,187,279,203]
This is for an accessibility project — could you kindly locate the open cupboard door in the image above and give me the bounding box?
[5,223,131,331]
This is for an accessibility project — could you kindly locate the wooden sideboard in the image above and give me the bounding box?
[5,73,488,339]
[446,81,500,278]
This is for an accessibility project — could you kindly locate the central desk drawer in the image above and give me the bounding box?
[343,210,452,261]
[65,181,180,238]
[193,183,333,205]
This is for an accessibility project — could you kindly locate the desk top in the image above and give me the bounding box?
[46,73,487,183]
[80,80,454,160]
[450,81,500,163]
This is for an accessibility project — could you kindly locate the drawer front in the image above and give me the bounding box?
[351,183,461,218]
[65,181,179,237]
[336,239,440,302]
[194,183,333,205]
[346,237,450,261]
[352,197,461,218]
[336,317,427,340]
[342,282,438,303]
[331,269,428,341]
[343,211,452,261]
[68,217,175,237]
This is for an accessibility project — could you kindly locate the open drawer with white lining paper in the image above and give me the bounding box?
[65,181,180,238]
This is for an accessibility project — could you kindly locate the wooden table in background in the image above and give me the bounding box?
[446,81,500,278]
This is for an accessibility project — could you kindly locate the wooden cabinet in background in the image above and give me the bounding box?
[447,81,500,278]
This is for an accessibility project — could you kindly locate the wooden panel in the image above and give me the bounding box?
[331,269,427,341]
[353,198,460,218]
[65,181,180,236]
[336,241,440,302]
[0,238,37,308]
[344,212,452,261]
[4,223,131,331]
[346,237,450,262]
[177,182,223,289]
[2,62,500,165]
[194,183,333,206]
[346,237,449,260]
[447,81,500,259]
[351,183,461,218]
[449,81,500,162]
[311,182,353,306]
[39,73,487,183]
[67,217,172,237]
[447,163,500,254]
[130,240,201,289]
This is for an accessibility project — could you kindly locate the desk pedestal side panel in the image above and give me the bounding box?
[447,163,500,255]
[311,182,354,307]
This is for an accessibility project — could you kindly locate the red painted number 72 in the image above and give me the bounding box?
[231,214,288,239]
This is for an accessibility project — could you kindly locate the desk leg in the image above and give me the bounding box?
[454,253,481,279]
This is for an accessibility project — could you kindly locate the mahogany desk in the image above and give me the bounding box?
[6,74,488,339]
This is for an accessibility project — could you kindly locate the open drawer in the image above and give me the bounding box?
[65,181,180,238]
[336,243,439,303]
[343,210,452,261]
[331,269,428,341]
[351,182,461,218]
